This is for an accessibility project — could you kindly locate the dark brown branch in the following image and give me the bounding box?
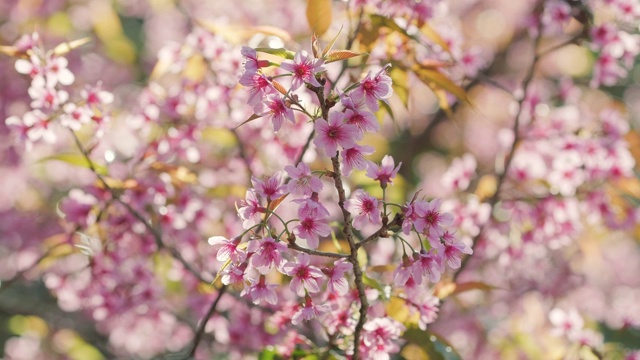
[288,243,348,258]
[330,155,368,360]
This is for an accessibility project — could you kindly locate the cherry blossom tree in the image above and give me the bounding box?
[0,0,639,359]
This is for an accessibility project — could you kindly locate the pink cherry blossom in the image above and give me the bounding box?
[441,231,472,269]
[247,237,287,274]
[251,171,286,202]
[410,294,440,330]
[323,259,353,296]
[208,236,247,264]
[255,95,295,132]
[291,297,330,325]
[549,308,585,341]
[360,317,405,360]
[412,247,445,284]
[441,153,476,192]
[81,83,114,107]
[345,189,381,230]
[239,72,275,105]
[28,86,68,110]
[280,50,325,90]
[220,262,248,286]
[241,46,269,73]
[283,253,324,297]
[313,111,360,156]
[366,155,401,189]
[393,255,417,287]
[285,162,323,197]
[344,108,379,135]
[293,202,332,249]
[413,198,454,243]
[237,189,264,229]
[351,64,393,111]
[60,103,91,130]
[341,144,374,176]
[242,275,278,305]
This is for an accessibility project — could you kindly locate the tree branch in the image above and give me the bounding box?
[188,285,228,358]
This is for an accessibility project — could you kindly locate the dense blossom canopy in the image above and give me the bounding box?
[0,0,640,359]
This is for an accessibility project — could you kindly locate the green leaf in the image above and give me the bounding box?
[599,322,640,349]
[258,348,278,360]
[379,100,395,122]
[39,153,108,175]
[370,15,410,38]
[389,66,409,107]
[52,37,91,56]
[402,327,462,360]
[255,47,295,60]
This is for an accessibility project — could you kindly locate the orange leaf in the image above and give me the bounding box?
[271,80,288,95]
[234,113,264,129]
[324,49,365,63]
[267,193,289,213]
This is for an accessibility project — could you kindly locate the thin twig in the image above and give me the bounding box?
[452,24,545,283]
[355,213,404,249]
[69,130,213,284]
[188,285,228,358]
[288,243,348,258]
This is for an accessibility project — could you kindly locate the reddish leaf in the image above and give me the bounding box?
[234,113,264,129]
[324,50,365,63]
[267,193,289,213]
[271,80,288,95]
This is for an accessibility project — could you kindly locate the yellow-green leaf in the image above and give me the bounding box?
[403,327,463,360]
[52,37,91,56]
[321,27,342,57]
[412,65,468,104]
[255,47,295,60]
[306,0,333,36]
[421,23,451,54]
[389,66,409,107]
[40,153,108,175]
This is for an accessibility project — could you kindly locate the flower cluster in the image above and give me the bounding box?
[5,33,112,149]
